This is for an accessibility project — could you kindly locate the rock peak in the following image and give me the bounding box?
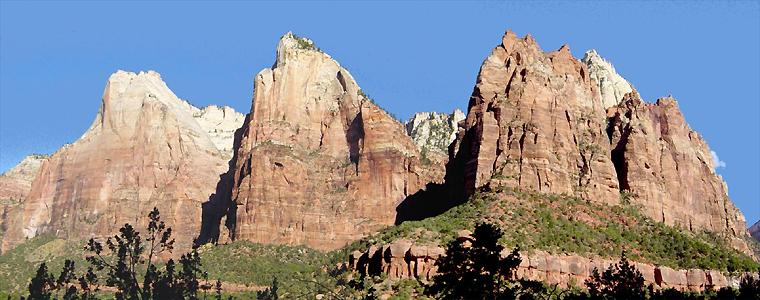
[582,49,634,108]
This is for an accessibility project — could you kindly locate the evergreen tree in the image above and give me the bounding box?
[426,222,522,299]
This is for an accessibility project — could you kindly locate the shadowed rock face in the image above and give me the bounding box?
[1,71,242,253]
[445,30,750,253]
[750,221,760,242]
[209,33,442,250]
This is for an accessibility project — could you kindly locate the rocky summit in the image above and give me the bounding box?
[0,71,243,253]
[197,33,443,250]
[444,30,750,254]
[0,155,47,241]
[405,109,466,155]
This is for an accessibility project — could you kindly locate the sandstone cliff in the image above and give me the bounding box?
[0,155,47,241]
[205,33,441,250]
[405,109,465,155]
[749,220,760,243]
[445,30,749,252]
[1,71,242,252]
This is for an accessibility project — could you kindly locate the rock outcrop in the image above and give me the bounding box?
[445,30,750,252]
[192,105,245,159]
[582,49,634,109]
[205,33,441,250]
[607,93,748,247]
[405,109,465,154]
[1,71,240,252]
[348,241,754,291]
[0,155,47,241]
[0,155,46,203]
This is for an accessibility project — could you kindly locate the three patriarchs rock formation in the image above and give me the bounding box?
[0,31,752,256]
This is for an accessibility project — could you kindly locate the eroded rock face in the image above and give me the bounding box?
[405,109,465,154]
[215,33,440,250]
[348,240,752,291]
[446,31,621,204]
[1,71,233,252]
[750,220,760,242]
[192,105,245,159]
[0,155,47,241]
[0,155,46,202]
[446,30,750,252]
[582,50,634,109]
[607,93,748,251]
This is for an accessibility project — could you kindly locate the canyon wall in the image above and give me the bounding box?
[444,30,750,252]
[205,33,442,250]
[1,71,243,252]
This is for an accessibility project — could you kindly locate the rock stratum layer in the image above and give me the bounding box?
[201,33,441,251]
[445,31,750,253]
[348,239,756,292]
[1,71,243,253]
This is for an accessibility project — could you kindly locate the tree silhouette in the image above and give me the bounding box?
[27,207,216,300]
[257,277,279,300]
[584,251,646,300]
[426,222,522,299]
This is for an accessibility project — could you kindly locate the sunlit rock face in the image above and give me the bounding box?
[215,33,442,250]
[1,71,240,253]
[405,109,465,154]
[446,30,750,253]
[0,155,47,242]
[582,49,634,109]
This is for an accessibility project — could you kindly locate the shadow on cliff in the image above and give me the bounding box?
[394,127,477,224]
[194,114,249,247]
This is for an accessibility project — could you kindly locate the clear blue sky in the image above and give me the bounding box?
[1,1,758,224]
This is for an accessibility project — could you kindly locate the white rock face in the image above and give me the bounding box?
[192,105,245,158]
[582,50,634,108]
[1,155,47,182]
[405,109,465,153]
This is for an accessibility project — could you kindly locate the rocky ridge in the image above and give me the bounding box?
[192,105,245,159]
[0,70,241,253]
[405,109,465,155]
[444,30,750,253]
[200,33,443,250]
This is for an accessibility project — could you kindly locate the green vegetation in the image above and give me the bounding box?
[345,187,759,273]
[288,32,321,52]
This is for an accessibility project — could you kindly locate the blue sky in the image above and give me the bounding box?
[1,1,758,224]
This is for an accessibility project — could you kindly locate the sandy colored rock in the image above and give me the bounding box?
[582,49,634,109]
[1,71,231,252]
[405,109,465,154]
[213,33,441,251]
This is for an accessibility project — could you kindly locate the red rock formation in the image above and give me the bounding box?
[446,30,750,251]
[447,31,620,204]
[607,93,748,250]
[349,241,753,291]
[1,71,236,252]
[220,33,440,250]
[0,155,46,242]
